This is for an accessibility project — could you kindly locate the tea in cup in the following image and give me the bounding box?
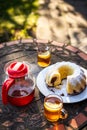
[37,43,51,67]
[44,94,68,122]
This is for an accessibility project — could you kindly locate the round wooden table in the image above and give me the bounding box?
[0,39,87,130]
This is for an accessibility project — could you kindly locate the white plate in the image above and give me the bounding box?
[36,63,87,103]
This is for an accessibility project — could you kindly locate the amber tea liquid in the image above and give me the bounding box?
[37,51,51,67]
[44,95,63,122]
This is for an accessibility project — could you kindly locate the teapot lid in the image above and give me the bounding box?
[6,61,28,78]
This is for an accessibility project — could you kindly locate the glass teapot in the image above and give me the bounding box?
[2,61,35,106]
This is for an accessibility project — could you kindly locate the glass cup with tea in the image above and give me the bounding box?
[44,94,68,122]
[37,43,51,67]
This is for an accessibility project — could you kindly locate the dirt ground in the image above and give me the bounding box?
[36,0,87,53]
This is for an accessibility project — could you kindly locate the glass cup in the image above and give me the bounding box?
[44,94,68,122]
[37,43,51,67]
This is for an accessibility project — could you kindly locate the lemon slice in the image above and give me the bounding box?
[44,102,62,112]
[38,51,50,59]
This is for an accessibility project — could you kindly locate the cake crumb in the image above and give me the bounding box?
[61,93,64,96]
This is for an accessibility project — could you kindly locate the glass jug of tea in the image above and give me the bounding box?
[2,61,35,106]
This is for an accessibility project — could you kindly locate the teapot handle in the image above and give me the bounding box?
[2,78,15,105]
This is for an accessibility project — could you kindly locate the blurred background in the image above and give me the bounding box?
[0,0,87,53]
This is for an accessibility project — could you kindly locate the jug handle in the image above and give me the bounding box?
[2,78,15,105]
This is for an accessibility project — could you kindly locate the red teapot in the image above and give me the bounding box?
[2,61,35,106]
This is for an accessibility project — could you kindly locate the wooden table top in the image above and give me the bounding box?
[0,39,87,130]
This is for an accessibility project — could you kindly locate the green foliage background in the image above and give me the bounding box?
[0,0,39,42]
